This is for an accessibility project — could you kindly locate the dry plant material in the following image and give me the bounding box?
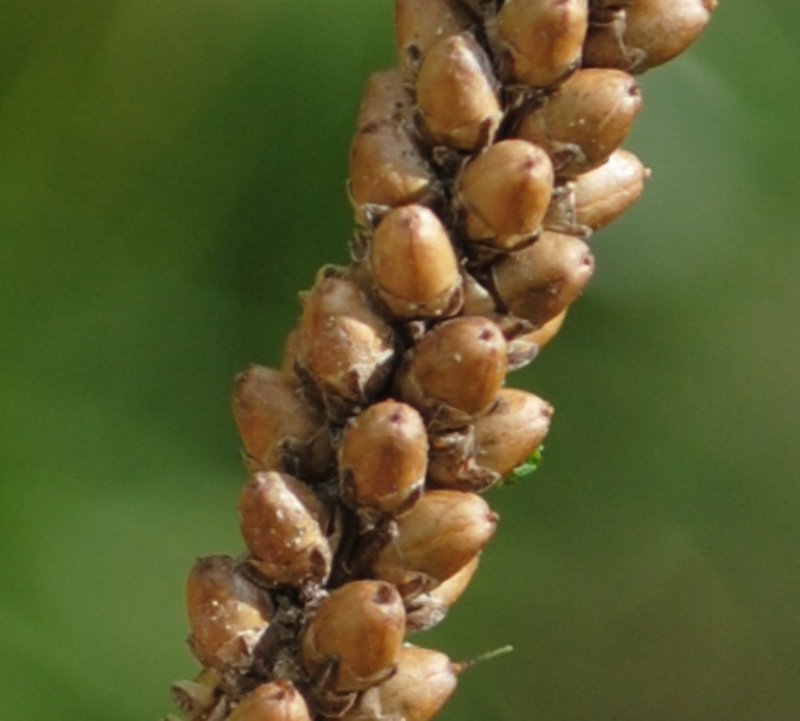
[169,1,716,719]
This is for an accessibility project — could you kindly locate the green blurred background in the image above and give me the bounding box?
[1,2,798,720]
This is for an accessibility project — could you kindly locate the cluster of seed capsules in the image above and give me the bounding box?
[171,1,716,720]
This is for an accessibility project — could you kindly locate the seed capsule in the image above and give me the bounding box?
[349,121,438,214]
[369,205,462,319]
[496,0,589,88]
[406,556,480,632]
[573,149,650,231]
[514,309,568,352]
[395,0,474,73]
[396,316,508,430]
[428,388,553,490]
[365,490,498,599]
[583,0,718,74]
[416,33,502,151]
[356,69,415,130]
[185,555,273,671]
[492,231,595,326]
[339,400,428,517]
[297,267,396,410]
[232,365,332,478]
[301,580,406,693]
[342,645,461,721]
[515,68,642,178]
[457,139,554,249]
[228,681,312,721]
[239,471,333,587]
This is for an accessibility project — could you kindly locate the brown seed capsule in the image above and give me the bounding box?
[356,69,415,130]
[515,308,568,351]
[341,645,461,721]
[185,555,273,671]
[457,139,554,249]
[515,68,642,178]
[495,0,589,88]
[349,121,438,213]
[369,205,463,319]
[428,388,553,490]
[583,0,718,74]
[416,33,502,151]
[228,680,312,721]
[232,365,332,478]
[406,556,480,631]
[573,148,650,231]
[301,580,406,693]
[366,490,498,598]
[239,471,333,587]
[339,400,428,517]
[396,316,508,430]
[492,231,595,327]
[395,0,474,73]
[297,267,396,409]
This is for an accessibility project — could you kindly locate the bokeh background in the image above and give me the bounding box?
[1,2,798,720]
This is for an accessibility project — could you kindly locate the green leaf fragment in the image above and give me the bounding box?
[500,446,544,486]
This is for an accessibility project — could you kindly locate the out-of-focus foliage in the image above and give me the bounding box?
[1,3,798,720]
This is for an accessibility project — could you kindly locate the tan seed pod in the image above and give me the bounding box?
[583,0,718,74]
[339,400,428,517]
[515,68,642,178]
[239,471,333,587]
[356,69,415,130]
[349,121,438,214]
[492,231,595,327]
[573,148,650,230]
[296,267,397,409]
[495,0,589,88]
[428,388,553,490]
[395,0,474,73]
[396,316,508,430]
[228,680,312,721]
[515,308,568,351]
[406,556,480,632]
[341,645,461,721]
[457,139,555,249]
[185,555,273,671]
[366,490,498,599]
[232,365,332,478]
[301,580,406,693]
[369,205,462,319]
[416,33,502,151]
